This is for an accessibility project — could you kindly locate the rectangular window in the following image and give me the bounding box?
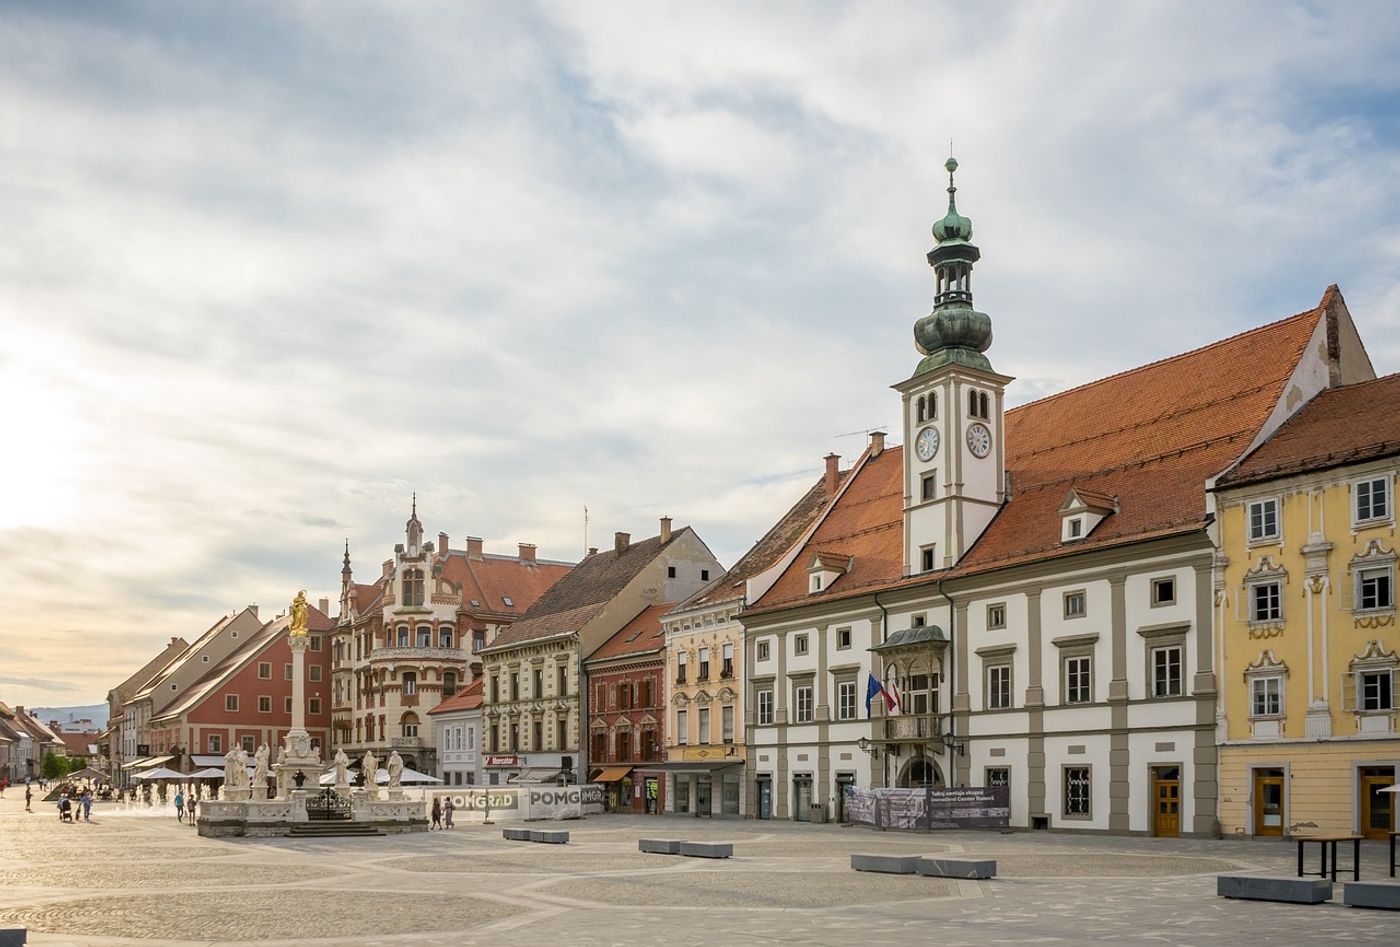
[837,680,856,720]
[309,636,321,652]
[284,663,293,681]
[1151,577,1176,606]
[257,695,271,713]
[921,474,936,501]
[1064,590,1086,618]
[676,709,688,745]
[208,734,221,753]
[257,662,271,679]
[837,627,852,650]
[1359,567,1394,611]
[225,695,238,712]
[1064,766,1091,818]
[677,652,687,684]
[557,664,568,696]
[309,697,321,715]
[985,766,1010,787]
[794,634,809,656]
[757,688,774,726]
[986,664,1012,710]
[1248,498,1280,542]
[285,697,293,714]
[440,630,453,648]
[757,640,770,662]
[699,647,710,680]
[698,708,710,744]
[1251,581,1282,622]
[533,668,543,697]
[722,642,734,677]
[1360,670,1394,711]
[921,546,936,572]
[1152,645,1183,698]
[1064,655,1091,704]
[1357,477,1391,523]
[1250,676,1281,717]
[987,603,1006,629]
[1067,517,1083,539]
[794,684,814,723]
[912,614,926,627]
[722,705,735,743]
[309,665,322,682]
[241,735,255,753]
[667,566,677,578]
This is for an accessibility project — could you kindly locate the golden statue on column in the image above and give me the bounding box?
[289,590,309,636]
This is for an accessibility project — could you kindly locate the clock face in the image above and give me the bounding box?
[966,422,992,458]
[915,426,940,462]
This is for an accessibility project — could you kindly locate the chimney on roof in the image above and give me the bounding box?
[824,453,841,497]
[249,604,258,620]
[518,543,536,562]
[660,516,672,543]
[869,430,886,458]
[318,597,330,615]
[615,531,630,555]
[467,536,484,557]
[170,636,181,646]
[588,546,598,556]
[439,532,449,555]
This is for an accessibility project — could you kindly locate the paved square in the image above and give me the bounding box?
[1,793,1396,945]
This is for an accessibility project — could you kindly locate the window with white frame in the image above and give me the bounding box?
[837,680,857,720]
[986,766,1010,787]
[987,603,1006,629]
[837,627,852,650]
[1356,476,1391,524]
[1248,498,1280,542]
[722,705,735,743]
[1152,645,1183,698]
[698,708,710,744]
[1358,566,1395,612]
[756,640,770,662]
[1064,655,1092,704]
[794,634,809,655]
[1064,766,1091,818]
[676,709,688,745]
[757,687,774,726]
[1360,669,1394,712]
[794,683,814,723]
[1251,581,1282,622]
[986,664,1012,710]
[1251,675,1282,717]
[1064,590,1086,619]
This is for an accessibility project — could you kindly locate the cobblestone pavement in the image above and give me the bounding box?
[1,793,1397,945]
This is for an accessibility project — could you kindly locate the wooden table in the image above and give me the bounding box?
[1295,834,1362,882]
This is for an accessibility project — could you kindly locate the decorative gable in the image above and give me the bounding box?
[807,551,852,594]
[1058,489,1117,543]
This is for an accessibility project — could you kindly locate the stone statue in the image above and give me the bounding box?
[235,747,249,787]
[251,744,269,792]
[387,750,404,788]
[224,747,241,787]
[332,749,351,789]
[361,750,378,788]
[289,589,309,637]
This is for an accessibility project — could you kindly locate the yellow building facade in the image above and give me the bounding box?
[1215,374,1399,839]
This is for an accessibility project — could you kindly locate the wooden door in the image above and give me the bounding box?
[1253,769,1284,836]
[1360,770,1395,840]
[1153,767,1180,837]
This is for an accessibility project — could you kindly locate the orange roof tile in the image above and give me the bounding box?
[1217,372,1400,487]
[427,677,484,715]
[438,551,573,618]
[586,604,671,663]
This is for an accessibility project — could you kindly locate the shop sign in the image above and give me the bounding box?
[682,745,739,761]
[484,754,520,767]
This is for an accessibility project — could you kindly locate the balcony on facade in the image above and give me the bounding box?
[878,713,943,743]
[369,646,469,663]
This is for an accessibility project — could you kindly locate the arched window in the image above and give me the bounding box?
[397,624,409,647]
[928,391,937,419]
[401,711,420,737]
[969,389,978,417]
[402,671,418,695]
[403,568,424,606]
[416,624,431,647]
[917,396,926,422]
[979,392,989,420]
[439,624,453,649]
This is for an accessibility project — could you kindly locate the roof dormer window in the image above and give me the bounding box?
[1059,488,1116,543]
[807,551,850,595]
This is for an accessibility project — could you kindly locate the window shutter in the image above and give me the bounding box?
[1234,588,1246,623]
[1338,575,1354,612]
[1341,671,1357,712]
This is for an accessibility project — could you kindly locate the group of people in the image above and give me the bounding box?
[429,795,455,829]
[56,787,93,823]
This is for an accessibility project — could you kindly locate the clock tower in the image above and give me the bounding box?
[894,157,1012,575]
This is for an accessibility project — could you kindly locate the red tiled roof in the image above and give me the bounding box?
[438,550,573,618]
[676,472,848,610]
[749,290,1336,612]
[427,677,484,715]
[1217,372,1400,487]
[586,604,671,663]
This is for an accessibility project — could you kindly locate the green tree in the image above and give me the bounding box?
[40,751,66,780]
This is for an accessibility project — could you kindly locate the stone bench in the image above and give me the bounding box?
[851,854,921,874]
[679,841,733,859]
[917,857,997,879]
[639,838,683,854]
[501,828,532,841]
[1217,875,1332,904]
[530,830,569,844]
[1343,880,1400,910]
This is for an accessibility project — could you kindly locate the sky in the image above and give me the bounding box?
[1,1,1398,710]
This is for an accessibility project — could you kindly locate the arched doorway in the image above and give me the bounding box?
[897,755,945,788]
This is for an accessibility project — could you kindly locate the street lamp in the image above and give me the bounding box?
[855,737,879,759]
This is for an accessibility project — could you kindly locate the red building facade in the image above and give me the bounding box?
[585,604,670,813]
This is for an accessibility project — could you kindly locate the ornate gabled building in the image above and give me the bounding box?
[585,604,671,813]
[478,520,721,786]
[1213,372,1400,838]
[660,457,848,817]
[742,157,1378,835]
[330,500,572,776]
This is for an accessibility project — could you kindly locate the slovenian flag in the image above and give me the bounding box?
[865,673,900,717]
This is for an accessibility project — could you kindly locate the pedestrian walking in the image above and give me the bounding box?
[24,783,32,812]
[81,788,93,822]
[430,796,442,830]
[187,796,197,827]
[174,790,185,822]
[444,797,455,829]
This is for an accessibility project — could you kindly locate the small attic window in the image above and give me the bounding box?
[811,575,823,592]
[470,600,480,607]
[1067,517,1084,539]
[502,596,514,607]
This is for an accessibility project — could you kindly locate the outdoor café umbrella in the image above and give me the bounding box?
[132,767,186,781]
[320,766,443,786]
[188,767,224,779]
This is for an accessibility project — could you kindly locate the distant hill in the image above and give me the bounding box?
[28,704,109,729]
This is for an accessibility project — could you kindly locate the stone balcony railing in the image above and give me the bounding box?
[369,646,468,663]
[391,737,424,748]
[883,714,939,741]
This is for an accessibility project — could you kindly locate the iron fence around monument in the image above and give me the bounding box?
[306,787,352,821]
